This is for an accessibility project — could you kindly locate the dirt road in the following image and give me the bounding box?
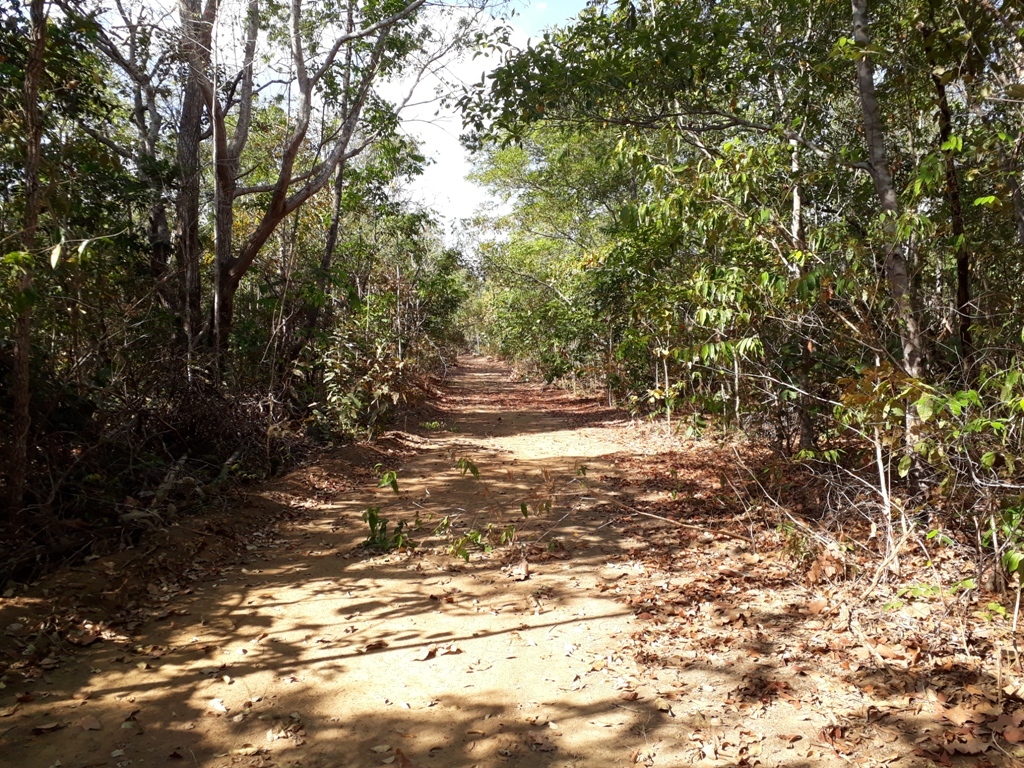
[0,358,669,768]
[4,357,1020,768]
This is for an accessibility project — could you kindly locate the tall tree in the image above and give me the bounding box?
[8,0,46,511]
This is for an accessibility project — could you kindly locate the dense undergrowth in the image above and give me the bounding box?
[0,0,484,581]
[460,0,1024,595]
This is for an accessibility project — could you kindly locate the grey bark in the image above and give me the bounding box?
[209,0,414,349]
[175,0,216,348]
[851,0,925,382]
[9,0,46,511]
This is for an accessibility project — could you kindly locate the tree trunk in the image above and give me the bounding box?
[315,158,349,326]
[1006,139,1024,246]
[149,202,174,294]
[214,26,392,348]
[921,21,973,384]
[211,111,238,359]
[791,140,816,452]
[8,0,46,512]
[175,0,214,350]
[851,0,925,382]
[296,0,356,354]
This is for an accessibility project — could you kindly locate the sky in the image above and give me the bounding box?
[392,0,593,239]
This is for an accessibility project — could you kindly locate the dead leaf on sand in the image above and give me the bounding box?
[230,744,262,756]
[31,721,65,735]
[412,643,461,661]
[78,715,102,730]
[508,558,530,581]
[807,597,828,614]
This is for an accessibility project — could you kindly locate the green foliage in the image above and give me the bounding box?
[0,0,475,567]
[448,523,517,562]
[377,468,400,494]
[455,457,479,478]
[459,1,1024,590]
[361,507,414,552]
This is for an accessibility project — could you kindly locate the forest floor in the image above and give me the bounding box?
[2,356,1024,768]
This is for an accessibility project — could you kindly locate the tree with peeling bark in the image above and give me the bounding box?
[191,0,486,359]
[0,0,481,527]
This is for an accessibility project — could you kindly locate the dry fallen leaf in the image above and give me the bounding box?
[31,722,64,735]
[67,632,100,647]
[875,643,905,660]
[210,698,229,713]
[413,642,459,661]
[78,715,102,731]
[807,597,828,615]
[509,558,530,581]
[943,703,982,727]
[121,713,144,735]
[527,733,557,752]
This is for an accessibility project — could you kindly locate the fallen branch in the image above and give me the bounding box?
[629,509,755,545]
[585,485,756,545]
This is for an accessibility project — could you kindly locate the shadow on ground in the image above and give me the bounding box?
[0,358,1014,767]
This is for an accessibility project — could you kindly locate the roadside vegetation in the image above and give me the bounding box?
[460,0,1024,595]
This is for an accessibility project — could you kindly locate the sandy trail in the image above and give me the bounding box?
[7,357,1011,768]
[3,357,665,768]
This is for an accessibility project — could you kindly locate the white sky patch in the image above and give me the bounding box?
[389,0,591,242]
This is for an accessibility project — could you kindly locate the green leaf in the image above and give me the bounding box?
[915,394,935,422]
[3,251,31,268]
[940,135,962,152]
[1003,550,1024,574]
[897,454,913,478]
[377,470,399,493]
[455,458,479,478]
